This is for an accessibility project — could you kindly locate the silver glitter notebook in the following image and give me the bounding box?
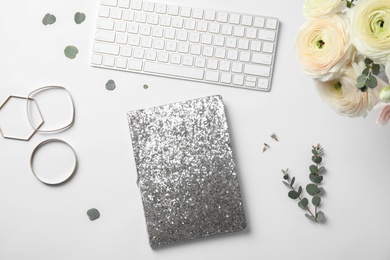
[127,95,246,247]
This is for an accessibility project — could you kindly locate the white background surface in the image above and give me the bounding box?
[1,0,390,259]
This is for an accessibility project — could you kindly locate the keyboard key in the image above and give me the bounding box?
[205,10,216,21]
[257,78,269,89]
[216,12,228,23]
[245,28,257,39]
[128,24,139,34]
[99,6,110,18]
[178,42,189,53]
[227,50,238,60]
[135,12,147,23]
[226,37,237,48]
[244,64,270,76]
[254,17,265,27]
[95,30,115,42]
[209,23,220,34]
[133,48,145,58]
[213,36,224,46]
[116,57,127,68]
[262,42,274,53]
[205,71,220,82]
[207,59,218,70]
[252,53,272,65]
[220,73,232,84]
[177,30,188,41]
[219,61,230,71]
[266,18,278,29]
[94,42,120,55]
[172,17,184,28]
[197,21,208,32]
[158,52,169,62]
[182,55,194,66]
[128,35,140,46]
[156,3,167,14]
[232,75,244,85]
[91,54,103,65]
[153,39,165,50]
[221,24,233,35]
[201,34,213,45]
[239,51,251,62]
[238,39,249,50]
[258,29,276,41]
[233,26,245,37]
[165,41,177,51]
[184,19,196,30]
[231,62,243,73]
[170,53,182,64]
[245,81,256,88]
[241,15,252,26]
[140,37,152,48]
[193,8,204,19]
[144,62,204,79]
[194,57,206,67]
[123,10,134,21]
[215,48,226,59]
[118,0,130,8]
[139,25,151,35]
[202,46,214,57]
[130,0,142,10]
[180,6,192,17]
[190,45,202,55]
[110,8,122,19]
[229,14,240,25]
[152,27,164,37]
[103,55,115,66]
[160,16,171,26]
[120,46,132,57]
[164,28,176,39]
[97,18,114,30]
[167,5,179,16]
[143,1,155,12]
[116,33,128,44]
[246,76,257,82]
[101,0,117,7]
[128,59,143,70]
[147,14,159,25]
[189,32,200,43]
[250,41,262,51]
[115,21,127,32]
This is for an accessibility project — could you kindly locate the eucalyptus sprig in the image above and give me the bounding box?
[281,144,326,223]
[355,58,381,92]
[347,0,355,8]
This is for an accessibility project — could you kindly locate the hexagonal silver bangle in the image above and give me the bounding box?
[30,139,78,185]
[26,86,75,133]
[0,96,44,141]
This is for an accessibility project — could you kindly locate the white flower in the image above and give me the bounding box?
[315,57,387,117]
[379,86,390,103]
[349,0,390,65]
[304,0,346,18]
[376,104,390,126]
[295,14,354,82]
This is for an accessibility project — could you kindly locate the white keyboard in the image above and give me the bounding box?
[91,0,280,91]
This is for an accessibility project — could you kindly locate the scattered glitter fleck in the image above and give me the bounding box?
[127,95,246,247]
[143,84,148,89]
[87,208,100,221]
[105,80,116,91]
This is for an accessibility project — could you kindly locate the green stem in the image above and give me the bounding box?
[288,178,317,221]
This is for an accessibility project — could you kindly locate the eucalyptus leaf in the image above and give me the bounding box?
[288,190,299,200]
[291,176,295,187]
[74,12,86,24]
[309,165,319,174]
[362,67,370,76]
[356,81,366,89]
[42,13,56,25]
[366,75,378,88]
[87,208,100,221]
[357,74,367,83]
[283,175,289,180]
[372,64,380,75]
[360,86,368,92]
[305,213,316,221]
[298,186,302,196]
[312,156,322,164]
[282,181,290,188]
[64,46,79,59]
[319,166,325,173]
[317,211,325,222]
[105,79,116,90]
[312,149,318,155]
[314,175,323,184]
[312,196,321,206]
[309,173,316,183]
[306,184,319,196]
[318,187,325,196]
[365,57,373,65]
[301,198,308,207]
[143,84,149,89]
[298,201,305,209]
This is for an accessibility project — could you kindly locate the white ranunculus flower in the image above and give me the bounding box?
[304,0,346,18]
[379,86,390,103]
[295,14,354,82]
[349,0,390,65]
[315,57,387,118]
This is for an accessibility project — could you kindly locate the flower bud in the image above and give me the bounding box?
[379,86,390,103]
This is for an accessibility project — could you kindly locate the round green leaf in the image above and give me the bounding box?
[282,181,290,188]
[365,57,373,65]
[288,190,299,199]
[356,81,366,89]
[283,174,289,180]
[105,79,116,90]
[360,86,368,92]
[366,75,378,88]
[143,84,149,89]
[357,74,366,83]
[312,149,318,155]
[42,13,56,25]
[372,64,380,75]
[309,165,319,174]
[312,196,321,206]
[317,211,325,222]
[306,184,319,196]
[298,201,305,209]
[87,208,100,221]
[313,175,323,184]
[301,198,308,207]
[309,173,316,183]
[74,12,86,24]
[362,68,370,76]
[64,46,79,59]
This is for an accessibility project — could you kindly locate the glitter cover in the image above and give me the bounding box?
[127,95,246,247]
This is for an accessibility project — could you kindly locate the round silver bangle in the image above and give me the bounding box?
[30,139,78,185]
[26,86,75,133]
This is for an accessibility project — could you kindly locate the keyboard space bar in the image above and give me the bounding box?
[144,62,204,80]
